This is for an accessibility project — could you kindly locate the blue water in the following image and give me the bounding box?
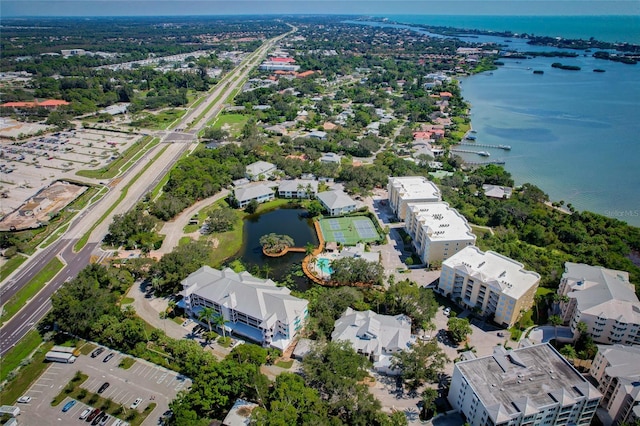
[382,15,640,44]
[354,16,640,226]
[316,257,334,275]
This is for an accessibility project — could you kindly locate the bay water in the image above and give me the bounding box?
[366,16,640,226]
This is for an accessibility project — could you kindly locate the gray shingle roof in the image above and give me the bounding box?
[316,190,355,210]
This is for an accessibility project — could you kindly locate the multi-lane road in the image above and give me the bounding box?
[0,27,294,357]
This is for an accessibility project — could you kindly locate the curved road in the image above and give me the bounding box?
[0,26,296,357]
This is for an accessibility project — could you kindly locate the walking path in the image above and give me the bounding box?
[153,189,230,256]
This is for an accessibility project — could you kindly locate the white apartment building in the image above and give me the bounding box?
[181,266,308,351]
[449,344,601,426]
[558,263,640,346]
[590,345,640,426]
[277,179,318,199]
[405,202,476,266]
[387,176,441,220]
[438,246,540,328]
[245,161,277,181]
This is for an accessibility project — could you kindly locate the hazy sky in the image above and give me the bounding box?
[2,0,639,17]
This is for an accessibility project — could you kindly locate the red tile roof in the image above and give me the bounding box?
[38,99,70,107]
[271,57,295,63]
[296,70,315,78]
[0,99,69,108]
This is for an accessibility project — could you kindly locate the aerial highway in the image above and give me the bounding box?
[0,27,295,357]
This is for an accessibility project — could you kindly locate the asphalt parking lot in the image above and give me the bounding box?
[18,347,190,426]
[0,127,140,214]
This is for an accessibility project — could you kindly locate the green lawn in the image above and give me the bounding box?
[0,337,53,405]
[0,257,64,325]
[0,254,27,282]
[118,357,136,370]
[275,359,294,369]
[0,330,43,383]
[209,113,249,138]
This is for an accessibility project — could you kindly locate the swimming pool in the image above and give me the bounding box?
[316,257,334,275]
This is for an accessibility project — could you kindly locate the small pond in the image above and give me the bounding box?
[230,208,318,291]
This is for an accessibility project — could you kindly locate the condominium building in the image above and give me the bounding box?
[181,266,308,351]
[438,246,540,328]
[245,161,277,181]
[387,176,441,220]
[558,263,640,345]
[449,343,601,426]
[590,345,640,426]
[405,202,476,266]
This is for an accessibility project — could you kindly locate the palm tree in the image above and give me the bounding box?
[549,315,563,344]
[198,306,217,333]
[262,264,273,279]
[166,300,176,316]
[420,388,439,420]
[305,242,315,256]
[212,314,227,339]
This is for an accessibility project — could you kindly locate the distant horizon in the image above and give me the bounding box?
[2,1,638,18]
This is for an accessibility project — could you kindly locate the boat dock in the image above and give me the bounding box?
[457,142,511,150]
[451,148,490,157]
[465,160,506,165]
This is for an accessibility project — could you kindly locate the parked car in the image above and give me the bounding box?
[97,382,110,394]
[443,307,451,316]
[497,332,505,337]
[17,396,32,403]
[130,398,143,409]
[103,353,115,363]
[99,414,110,425]
[91,412,105,425]
[86,408,100,422]
[111,420,122,426]
[79,408,92,419]
[62,400,77,412]
[91,347,105,358]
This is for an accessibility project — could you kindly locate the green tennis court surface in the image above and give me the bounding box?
[319,216,380,245]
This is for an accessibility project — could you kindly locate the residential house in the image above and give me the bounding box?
[404,202,476,266]
[387,176,441,221]
[438,246,540,328]
[222,399,259,426]
[558,263,640,345]
[308,130,327,140]
[319,152,341,164]
[483,184,513,199]
[448,343,601,426]
[245,161,277,181]
[233,182,275,208]
[590,345,640,425]
[316,190,357,216]
[181,266,309,351]
[332,308,415,374]
[277,179,318,199]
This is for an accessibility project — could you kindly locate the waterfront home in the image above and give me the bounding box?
[482,184,513,199]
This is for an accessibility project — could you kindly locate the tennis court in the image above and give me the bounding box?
[318,216,380,245]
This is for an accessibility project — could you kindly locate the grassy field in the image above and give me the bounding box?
[208,201,245,267]
[0,254,27,282]
[209,113,248,138]
[0,330,43,383]
[318,216,380,245]
[0,257,64,325]
[118,357,136,370]
[0,335,52,405]
[129,109,186,130]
